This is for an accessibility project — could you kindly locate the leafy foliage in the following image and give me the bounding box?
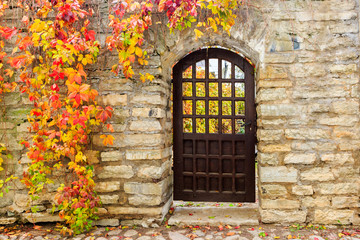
[0,0,241,235]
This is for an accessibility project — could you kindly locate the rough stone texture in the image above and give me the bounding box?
[260,210,307,223]
[0,0,359,226]
[284,153,316,165]
[292,185,313,196]
[261,199,300,209]
[259,166,298,183]
[23,213,63,223]
[314,210,355,224]
[300,167,335,182]
[97,165,134,179]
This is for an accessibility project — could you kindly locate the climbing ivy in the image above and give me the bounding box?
[0,0,242,235]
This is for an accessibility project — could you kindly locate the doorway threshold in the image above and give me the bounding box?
[168,201,259,226]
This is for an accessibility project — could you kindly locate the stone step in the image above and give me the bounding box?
[168,203,259,226]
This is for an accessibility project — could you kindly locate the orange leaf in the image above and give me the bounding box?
[226,232,235,236]
[101,135,114,146]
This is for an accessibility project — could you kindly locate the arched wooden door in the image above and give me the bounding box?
[172,48,256,202]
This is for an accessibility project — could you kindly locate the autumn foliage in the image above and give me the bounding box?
[0,0,240,234]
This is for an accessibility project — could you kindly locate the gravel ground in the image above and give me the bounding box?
[0,222,359,240]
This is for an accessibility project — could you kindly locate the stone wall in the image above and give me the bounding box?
[0,0,359,226]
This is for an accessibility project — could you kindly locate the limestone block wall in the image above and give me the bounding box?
[0,0,359,226]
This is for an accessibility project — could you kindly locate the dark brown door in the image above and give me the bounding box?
[173,48,256,202]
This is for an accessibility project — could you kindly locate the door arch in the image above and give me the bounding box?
[172,48,256,202]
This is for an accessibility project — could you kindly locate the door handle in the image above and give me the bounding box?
[242,121,252,127]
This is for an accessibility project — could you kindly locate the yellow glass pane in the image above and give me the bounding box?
[183,66,192,78]
[222,101,232,115]
[182,82,192,97]
[222,82,232,97]
[196,100,205,115]
[196,60,205,79]
[209,82,218,97]
[235,101,245,115]
[183,118,193,133]
[196,118,205,133]
[196,82,205,97]
[222,119,232,134]
[183,100,192,115]
[209,118,218,133]
[209,101,218,115]
[235,82,245,97]
[235,119,245,134]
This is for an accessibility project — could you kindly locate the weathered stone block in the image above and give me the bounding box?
[339,140,360,150]
[307,103,330,113]
[332,167,358,179]
[332,101,359,114]
[23,213,63,223]
[259,166,298,183]
[314,209,355,224]
[129,120,162,132]
[138,162,170,179]
[300,167,335,182]
[290,63,326,78]
[258,143,291,152]
[108,206,163,216]
[95,219,120,227]
[132,108,166,118]
[317,183,358,195]
[99,94,127,106]
[124,177,171,195]
[126,148,171,160]
[257,88,287,102]
[264,53,296,63]
[285,129,330,140]
[321,153,354,165]
[259,65,288,79]
[257,80,292,88]
[319,115,358,127]
[261,199,300,209]
[95,181,121,193]
[124,134,165,147]
[260,184,288,197]
[293,86,349,99]
[131,94,167,106]
[329,64,357,74]
[332,196,358,208]
[101,151,123,162]
[302,197,330,208]
[128,194,162,206]
[99,78,132,91]
[284,153,316,164]
[0,217,17,225]
[257,129,283,141]
[258,104,302,117]
[292,185,313,196]
[333,128,360,139]
[97,165,134,179]
[99,195,119,204]
[0,122,15,129]
[260,209,306,223]
[257,153,278,165]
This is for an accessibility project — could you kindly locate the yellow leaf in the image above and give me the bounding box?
[128,45,135,54]
[135,47,142,57]
[194,29,204,40]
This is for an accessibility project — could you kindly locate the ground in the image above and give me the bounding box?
[0,223,359,240]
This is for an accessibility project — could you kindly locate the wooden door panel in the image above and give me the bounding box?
[173,48,255,202]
